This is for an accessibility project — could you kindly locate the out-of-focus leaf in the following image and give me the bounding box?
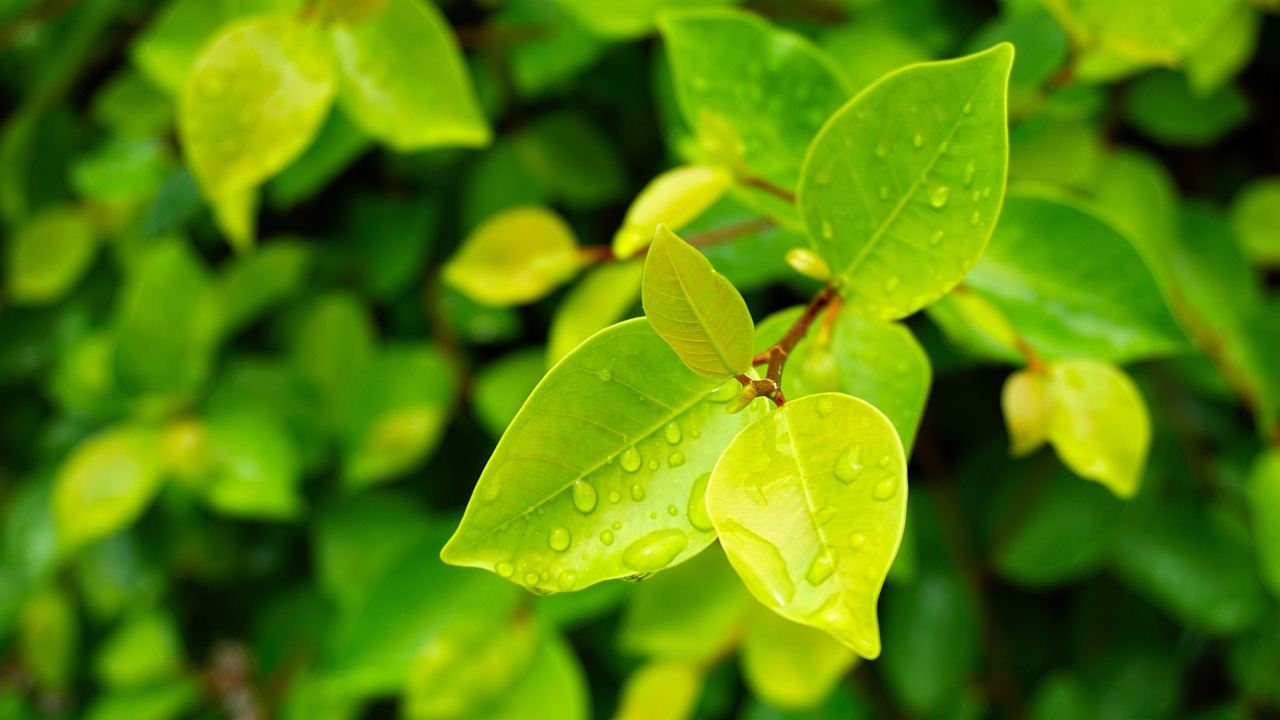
[72,137,173,204]
[740,684,873,720]
[880,561,978,714]
[739,604,857,710]
[90,69,173,138]
[1246,450,1280,602]
[965,10,1067,109]
[548,263,643,366]
[290,293,377,431]
[798,45,1013,320]
[1008,118,1102,191]
[331,0,490,151]
[1230,176,1280,268]
[510,111,627,209]
[1002,369,1050,456]
[558,0,739,38]
[500,0,603,97]
[6,207,98,306]
[472,348,547,439]
[199,401,303,519]
[19,584,79,689]
[443,206,582,307]
[613,661,702,720]
[1043,360,1150,498]
[53,424,165,554]
[220,240,312,334]
[1123,71,1249,147]
[614,165,732,260]
[442,319,768,594]
[82,679,201,720]
[268,109,372,207]
[464,628,590,720]
[821,18,933,96]
[93,610,183,688]
[313,493,432,610]
[709,393,906,658]
[1184,3,1261,95]
[642,225,754,378]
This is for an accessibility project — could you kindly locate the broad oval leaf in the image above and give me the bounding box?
[52,424,165,554]
[963,194,1190,362]
[6,206,98,306]
[331,0,490,151]
[443,206,583,307]
[797,44,1013,320]
[739,604,858,710]
[441,318,767,594]
[707,393,907,658]
[659,8,848,224]
[613,165,732,259]
[643,225,754,378]
[201,401,303,519]
[1002,369,1050,457]
[1045,360,1150,499]
[179,15,336,200]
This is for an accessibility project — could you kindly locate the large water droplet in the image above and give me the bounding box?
[929,186,950,208]
[557,570,578,591]
[720,519,794,607]
[963,160,976,187]
[608,490,621,503]
[549,527,571,552]
[834,448,864,483]
[664,422,682,445]
[687,472,714,531]
[571,481,597,514]
[872,477,898,500]
[620,447,641,472]
[884,276,900,294]
[600,530,615,545]
[523,571,539,585]
[806,552,835,586]
[496,561,514,578]
[630,484,646,501]
[929,230,944,247]
[878,186,890,200]
[668,451,685,467]
[913,133,923,148]
[621,529,688,572]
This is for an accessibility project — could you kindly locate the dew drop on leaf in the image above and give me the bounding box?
[720,519,795,607]
[609,490,621,503]
[664,422,682,445]
[571,480,597,514]
[523,572,539,585]
[970,210,981,226]
[929,186,950,208]
[612,521,622,531]
[630,484,646,501]
[687,472,713,531]
[549,527,571,551]
[877,455,890,468]
[669,451,686,467]
[879,186,890,200]
[834,448,864,484]
[913,134,923,148]
[963,160,976,187]
[872,478,898,501]
[600,530,614,545]
[667,504,678,516]
[496,561,513,578]
[620,446,641,472]
[929,230,944,247]
[806,552,835,586]
[557,570,578,591]
[621,529,688,572]
[647,459,659,471]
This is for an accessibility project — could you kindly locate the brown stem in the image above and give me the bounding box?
[589,217,776,265]
[739,175,798,205]
[747,287,838,406]
[455,23,553,49]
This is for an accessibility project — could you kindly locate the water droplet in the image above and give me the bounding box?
[963,102,972,114]
[621,529,688,572]
[971,190,981,202]
[595,369,612,382]
[613,521,623,531]
[929,186,950,208]
[806,552,835,586]
[710,380,740,402]
[884,276,900,294]
[571,481,597,514]
[821,219,834,239]
[970,210,981,227]
[982,187,991,198]
[834,448,864,483]
[523,572,539,585]
[541,571,550,582]
[664,422,682,445]
[557,570,578,590]
[647,459,659,471]
[549,527,571,552]
[601,530,615,545]
[877,455,890,468]
[913,133,923,148]
[850,533,867,548]
[691,429,701,439]
[667,504,678,517]
[687,472,713,531]
[649,512,658,519]
[963,160,976,187]
[630,484,646,501]
[875,142,889,159]
[929,230,944,247]
[878,186,890,200]
[620,447,641,472]
[496,562,513,577]
[815,396,835,419]
[873,477,898,500]
[609,490,621,503]
[720,520,794,607]
[668,451,685,467]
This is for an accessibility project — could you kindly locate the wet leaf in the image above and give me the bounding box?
[443,206,582,307]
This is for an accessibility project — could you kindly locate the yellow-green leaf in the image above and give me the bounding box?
[53,424,165,554]
[1042,0,1235,78]
[6,206,98,305]
[642,225,754,378]
[1002,369,1050,457]
[797,44,1013,320]
[739,604,858,710]
[708,393,907,658]
[1246,449,1280,602]
[547,262,643,366]
[613,165,732,260]
[1231,176,1280,268]
[1044,360,1150,499]
[613,662,704,720]
[443,206,583,307]
[179,15,336,200]
[331,0,490,151]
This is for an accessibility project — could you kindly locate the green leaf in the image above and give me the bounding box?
[510,111,627,209]
[53,424,165,554]
[559,0,740,38]
[443,206,583,307]
[72,137,173,204]
[341,344,455,489]
[1184,3,1260,95]
[313,492,432,610]
[1002,369,1050,456]
[441,318,767,594]
[331,0,490,151]
[1042,0,1235,78]
[200,401,303,519]
[659,8,848,223]
[1008,118,1103,191]
[290,292,377,431]
[1246,450,1280,602]
[19,584,79,689]
[6,206,98,306]
[642,225,755,378]
[83,680,201,720]
[460,627,591,720]
[753,306,931,452]
[820,17,933,96]
[548,262,643,366]
[94,610,183,688]
[739,604,858,710]
[220,240,312,334]
[615,663,704,720]
[1230,176,1280,268]
[500,0,604,98]
[880,566,979,714]
[1123,70,1249,147]
[267,109,372,207]
[1044,360,1151,499]
[708,393,907,658]
[472,348,547,439]
[962,194,1189,362]
[178,15,336,202]
[797,44,1013,320]
[618,542,751,661]
[613,165,732,259]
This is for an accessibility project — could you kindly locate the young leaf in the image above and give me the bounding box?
[548,262,643,366]
[739,605,858,710]
[797,44,1013,320]
[6,206,98,306]
[613,165,732,259]
[1042,0,1235,78]
[1246,450,1280,602]
[178,15,336,201]
[1002,369,1050,456]
[1044,360,1150,499]
[1230,177,1280,268]
[53,425,165,554]
[331,0,490,151]
[707,393,907,658]
[642,225,754,378]
[443,206,583,307]
[441,318,766,594]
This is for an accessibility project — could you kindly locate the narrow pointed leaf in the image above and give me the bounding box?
[707,393,907,658]
[1045,360,1150,498]
[643,225,754,378]
[442,318,767,594]
[798,44,1013,320]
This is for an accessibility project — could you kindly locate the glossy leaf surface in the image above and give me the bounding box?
[443,206,582,307]
[708,393,907,658]
[798,44,1013,320]
[643,225,755,378]
[442,319,767,594]
[331,0,490,151]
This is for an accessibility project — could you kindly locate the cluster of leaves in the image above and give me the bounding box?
[0,0,1278,718]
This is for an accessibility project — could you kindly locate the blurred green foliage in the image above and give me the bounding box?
[0,0,1279,718]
